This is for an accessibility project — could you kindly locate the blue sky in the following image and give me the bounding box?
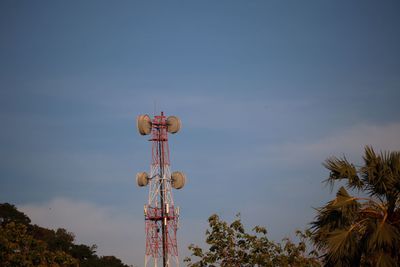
[1,1,400,266]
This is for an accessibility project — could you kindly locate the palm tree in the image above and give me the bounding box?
[311,146,400,267]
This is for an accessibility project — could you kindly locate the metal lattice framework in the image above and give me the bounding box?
[137,112,184,267]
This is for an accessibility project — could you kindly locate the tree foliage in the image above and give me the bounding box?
[0,203,31,226]
[311,146,400,266]
[0,221,77,266]
[185,214,320,267]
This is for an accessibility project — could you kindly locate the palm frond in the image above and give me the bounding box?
[367,219,400,251]
[361,145,400,200]
[374,251,399,267]
[323,156,364,190]
[331,187,359,211]
[326,227,360,264]
[310,189,360,252]
[312,146,400,266]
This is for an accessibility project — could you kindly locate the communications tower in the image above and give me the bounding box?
[136,112,186,267]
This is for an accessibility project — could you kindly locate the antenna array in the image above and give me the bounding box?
[136,112,186,267]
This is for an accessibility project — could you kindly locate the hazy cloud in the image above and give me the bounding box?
[265,122,400,168]
[20,198,144,266]
[18,198,205,267]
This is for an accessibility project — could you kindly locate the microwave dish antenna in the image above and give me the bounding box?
[137,114,152,135]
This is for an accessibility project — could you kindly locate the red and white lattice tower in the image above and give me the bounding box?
[136,112,186,267]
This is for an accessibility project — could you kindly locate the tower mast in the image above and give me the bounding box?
[136,112,186,267]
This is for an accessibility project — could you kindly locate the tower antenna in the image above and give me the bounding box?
[153,100,157,117]
[136,112,185,267]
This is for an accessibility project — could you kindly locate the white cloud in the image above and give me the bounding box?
[265,122,400,168]
[18,198,202,267]
[19,198,144,266]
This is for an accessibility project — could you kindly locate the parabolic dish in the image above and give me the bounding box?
[137,114,152,135]
[167,116,181,134]
[136,172,149,187]
[171,171,186,189]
